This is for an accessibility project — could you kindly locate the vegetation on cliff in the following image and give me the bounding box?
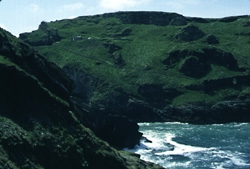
[0,27,163,169]
[20,12,250,123]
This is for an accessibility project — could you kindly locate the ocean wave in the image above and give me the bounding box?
[138,122,152,126]
[211,122,249,127]
[138,122,189,126]
[155,133,214,156]
[210,150,250,168]
[126,122,250,169]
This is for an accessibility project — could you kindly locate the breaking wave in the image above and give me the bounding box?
[126,122,250,169]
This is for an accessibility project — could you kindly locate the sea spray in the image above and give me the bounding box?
[127,122,250,169]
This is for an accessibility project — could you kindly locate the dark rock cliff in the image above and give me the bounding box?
[62,65,142,149]
[0,28,164,169]
[103,11,187,26]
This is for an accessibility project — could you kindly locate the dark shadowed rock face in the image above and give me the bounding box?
[103,11,187,26]
[63,65,96,102]
[103,43,125,66]
[179,56,211,78]
[0,28,164,169]
[186,74,250,93]
[95,115,142,149]
[175,25,205,42]
[201,48,239,70]
[138,84,182,106]
[0,30,72,101]
[163,100,250,124]
[63,66,142,149]
[162,47,240,78]
[205,34,219,44]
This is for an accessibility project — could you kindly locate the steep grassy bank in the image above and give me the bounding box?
[20,11,250,123]
[0,27,163,169]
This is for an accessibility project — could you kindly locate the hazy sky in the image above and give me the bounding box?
[0,0,249,37]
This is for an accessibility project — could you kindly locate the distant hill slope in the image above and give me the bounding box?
[0,27,164,169]
[20,11,250,123]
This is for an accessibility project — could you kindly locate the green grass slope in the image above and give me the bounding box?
[19,12,250,119]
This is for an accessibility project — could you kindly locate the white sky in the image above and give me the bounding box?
[0,0,249,37]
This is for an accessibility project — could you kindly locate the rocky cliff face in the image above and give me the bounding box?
[0,28,164,169]
[102,11,188,26]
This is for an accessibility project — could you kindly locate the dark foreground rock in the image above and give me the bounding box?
[70,96,142,149]
[0,28,164,169]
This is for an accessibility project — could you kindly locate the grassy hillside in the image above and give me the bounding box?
[20,11,250,109]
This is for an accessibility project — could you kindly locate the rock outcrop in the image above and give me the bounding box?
[160,98,250,124]
[95,115,142,149]
[185,74,250,93]
[19,21,61,46]
[138,84,182,106]
[162,47,240,78]
[103,42,125,66]
[205,34,219,44]
[103,11,188,26]
[63,65,141,149]
[178,56,211,78]
[175,25,205,42]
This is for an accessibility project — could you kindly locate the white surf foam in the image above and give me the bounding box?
[125,130,165,154]
[128,123,250,169]
[156,133,214,156]
[230,156,250,166]
[213,150,250,167]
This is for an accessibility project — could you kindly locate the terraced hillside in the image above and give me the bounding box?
[20,11,250,123]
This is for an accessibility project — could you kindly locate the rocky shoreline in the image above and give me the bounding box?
[66,65,250,149]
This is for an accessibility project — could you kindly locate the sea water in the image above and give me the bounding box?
[127,122,250,169]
